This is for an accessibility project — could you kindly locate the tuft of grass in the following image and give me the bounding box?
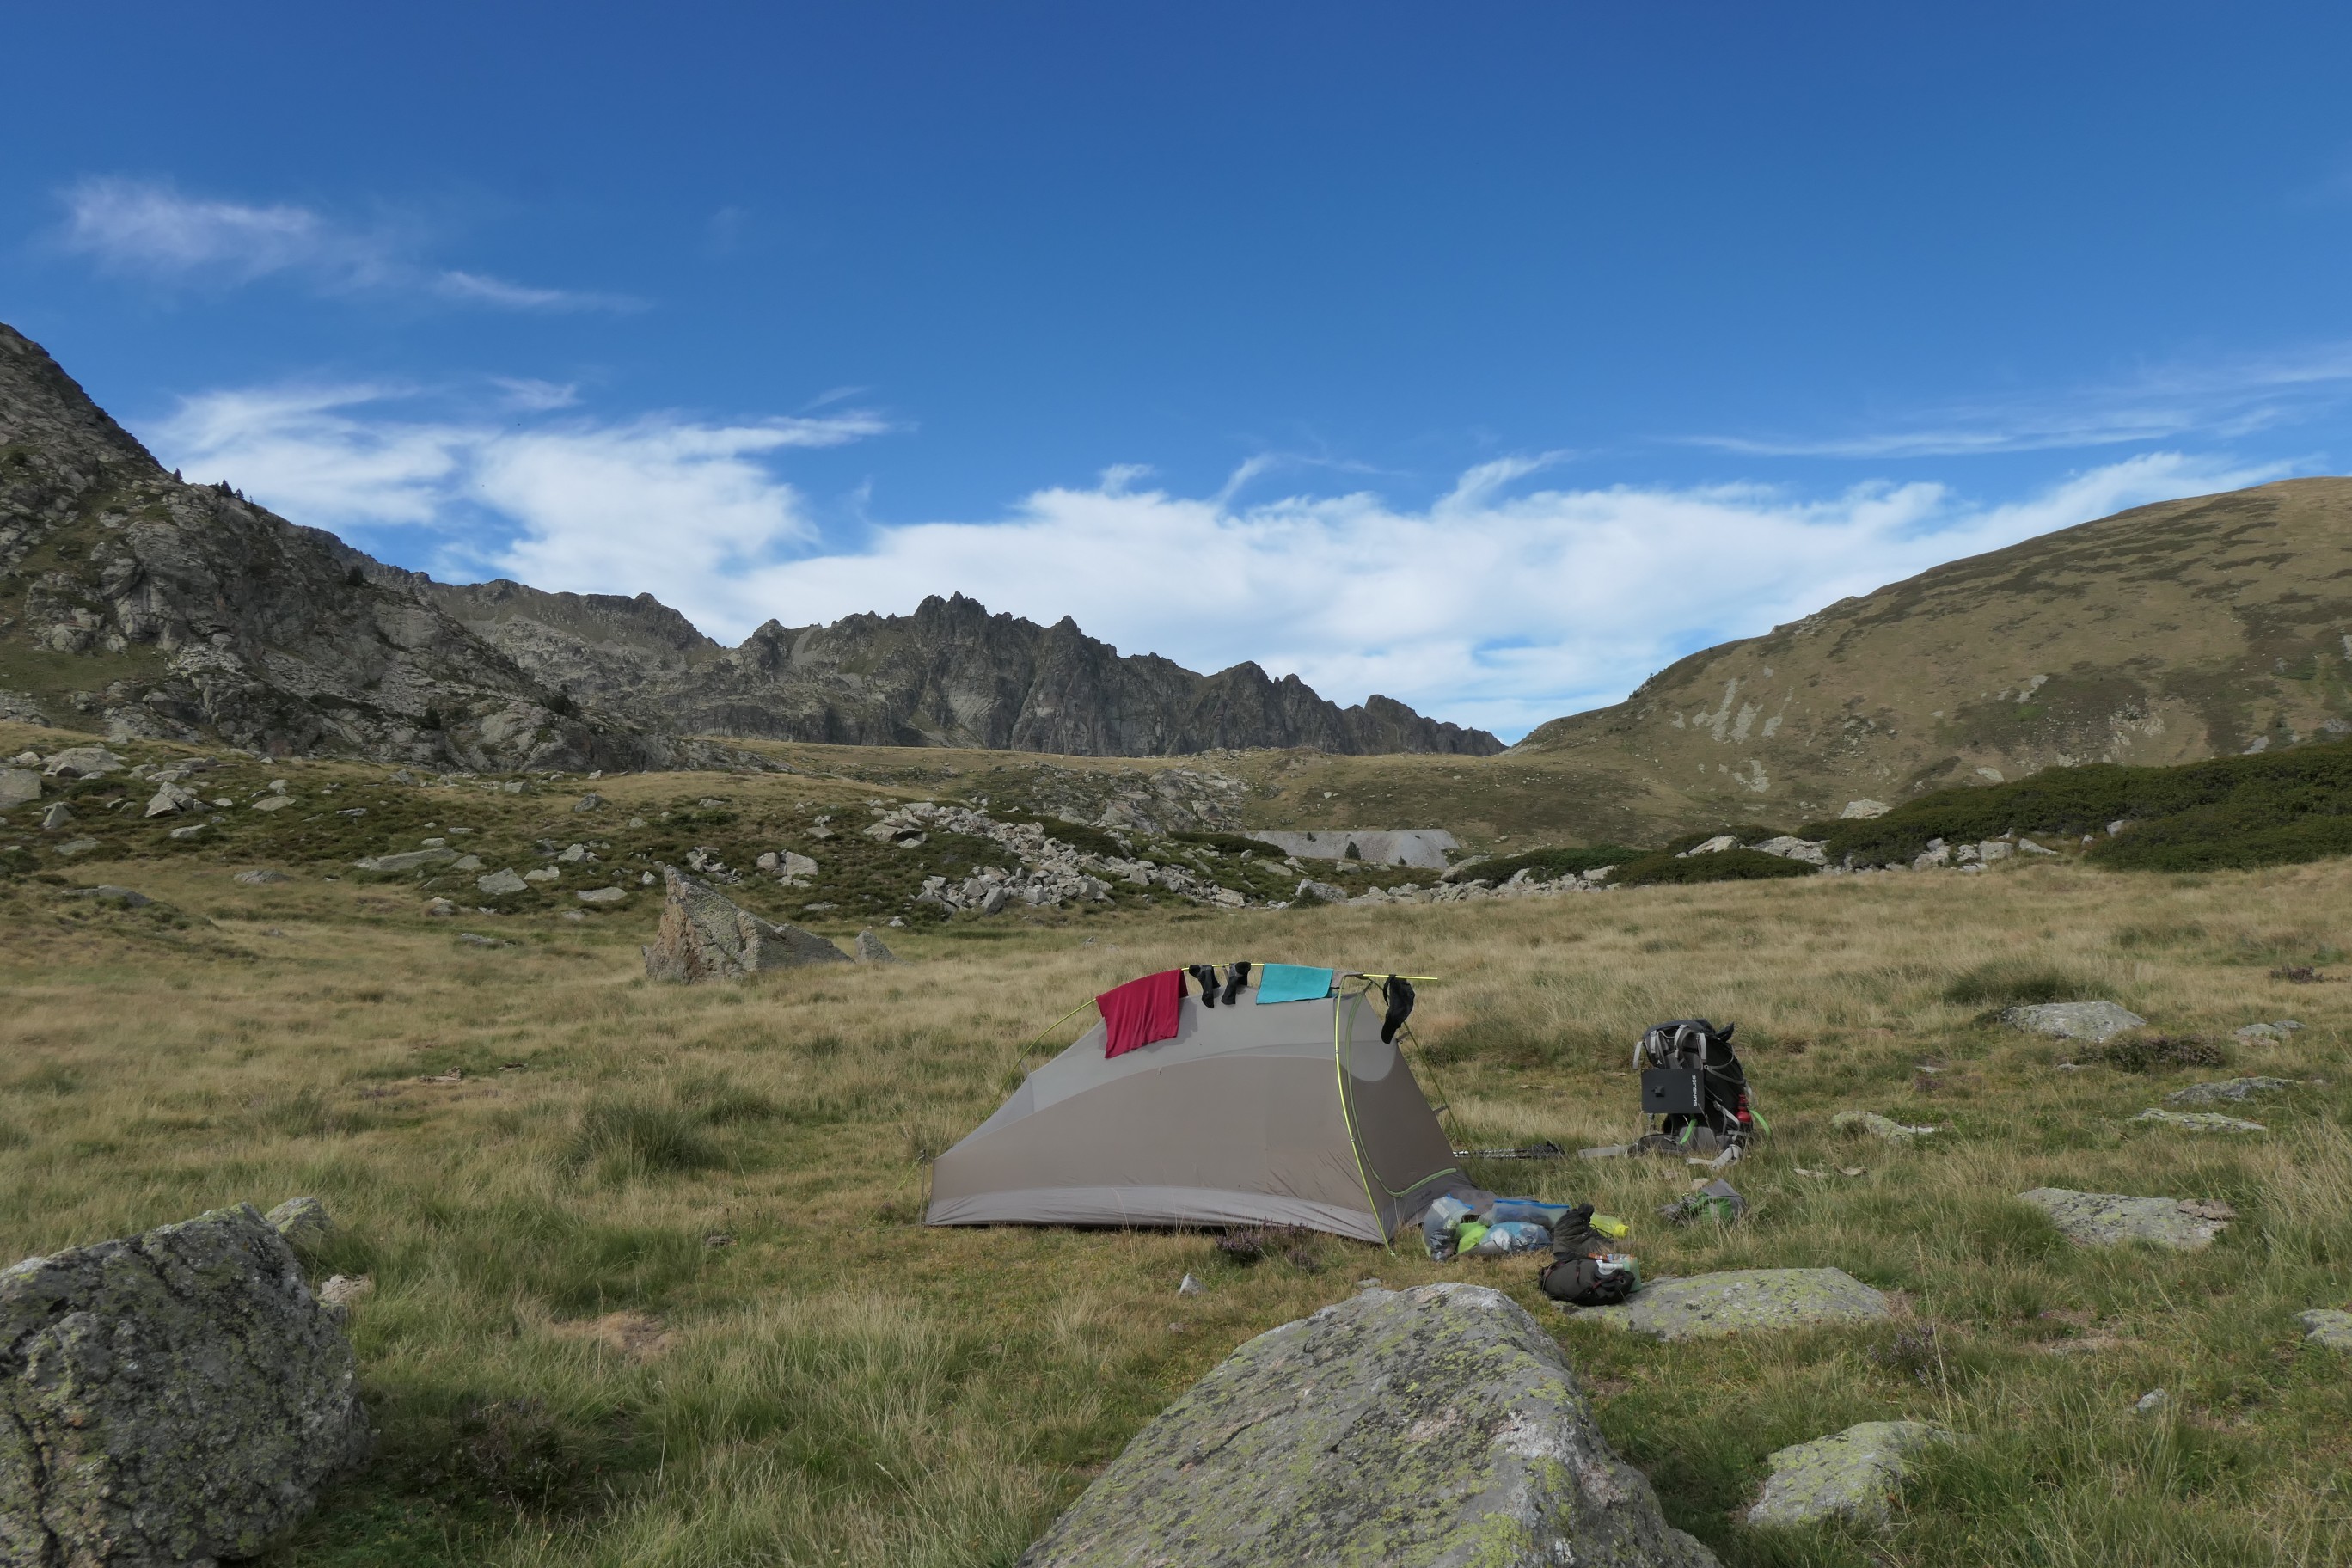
[2090,1032,2232,1073]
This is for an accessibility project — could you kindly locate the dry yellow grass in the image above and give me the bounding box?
[5,790,2351,1565]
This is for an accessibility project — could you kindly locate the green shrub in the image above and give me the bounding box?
[1442,843,1649,885]
[1943,959,2096,1007]
[1806,737,2352,873]
[1607,847,1816,887]
[2091,1032,2231,1072]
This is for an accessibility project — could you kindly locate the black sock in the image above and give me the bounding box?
[1380,976,1416,1044]
[1190,964,1219,1006]
[1222,960,1250,1006]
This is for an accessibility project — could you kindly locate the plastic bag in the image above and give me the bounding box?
[1421,1195,1476,1260]
[1462,1220,1552,1256]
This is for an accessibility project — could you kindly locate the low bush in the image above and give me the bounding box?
[1804,737,2352,873]
[1607,847,1816,887]
[2090,1032,2231,1072]
[1943,959,2096,1008]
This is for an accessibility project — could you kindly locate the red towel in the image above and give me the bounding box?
[1098,969,1185,1058]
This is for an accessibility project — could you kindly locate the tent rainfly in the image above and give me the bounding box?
[926,979,1477,1243]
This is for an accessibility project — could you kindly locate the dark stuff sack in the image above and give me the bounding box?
[1537,1203,1638,1307]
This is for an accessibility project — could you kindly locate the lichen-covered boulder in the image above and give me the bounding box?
[1,1203,371,1565]
[2017,1189,2232,1250]
[1018,1282,1718,1568]
[2000,1001,2146,1043]
[2296,1309,2352,1351]
[854,928,903,964]
[264,1196,333,1246]
[1577,1270,1890,1341]
[2167,1077,2298,1106]
[641,865,850,982]
[2130,1109,2265,1134]
[1744,1421,1957,1528]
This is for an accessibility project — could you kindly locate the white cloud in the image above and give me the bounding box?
[1694,341,2352,459]
[58,177,635,312]
[145,382,2281,739]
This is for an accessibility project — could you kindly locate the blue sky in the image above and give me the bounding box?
[6,3,2349,738]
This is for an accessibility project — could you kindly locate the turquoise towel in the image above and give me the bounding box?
[1255,964,1334,1004]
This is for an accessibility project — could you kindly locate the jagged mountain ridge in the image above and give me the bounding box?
[1512,476,2352,826]
[422,576,1500,755]
[0,321,1495,765]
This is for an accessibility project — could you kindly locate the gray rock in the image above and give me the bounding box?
[854,928,903,964]
[576,886,628,904]
[457,932,510,948]
[351,847,456,873]
[144,782,200,818]
[573,792,604,812]
[1577,1269,1890,1340]
[265,1196,333,1245]
[1832,1110,1935,1143]
[54,837,98,856]
[451,854,483,872]
[39,801,72,832]
[41,745,125,778]
[0,1204,371,1565]
[641,865,850,981]
[2296,1309,2352,1350]
[2168,1077,2298,1106]
[1840,799,1890,819]
[476,868,529,895]
[424,897,457,916]
[168,824,210,841]
[980,885,1009,916]
[523,866,560,884]
[2017,1189,2233,1250]
[1017,1282,1717,1568]
[781,850,819,879]
[0,769,40,809]
[2134,1389,2170,1415]
[252,795,297,812]
[68,885,150,907]
[1744,1421,1957,1528]
[1749,836,1828,865]
[1175,1273,1204,1297]
[235,869,290,885]
[1295,878,1349,904]
[2000,1001,2146,1043]
[2130,1108,2265,1133]
[316,1275,374,1316]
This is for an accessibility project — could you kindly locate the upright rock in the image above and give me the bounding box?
[854,928,903,964]
[1018,1282,1718,1568]
[1,1204,371,1565]
[642,864,850,981]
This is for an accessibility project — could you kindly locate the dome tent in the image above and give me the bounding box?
[927,977,1476,1244]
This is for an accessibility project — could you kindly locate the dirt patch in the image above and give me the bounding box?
[551,1311,673,1363]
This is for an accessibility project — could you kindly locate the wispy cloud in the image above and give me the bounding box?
[144,378,2277,738]
[1693,341,2352,459]
[58,177,640,312]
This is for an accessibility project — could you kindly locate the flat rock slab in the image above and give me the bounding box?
[2168,1077,2299,1106]
[2297,1309,2352,1351]
[2131,1109,2264,1133]
[1577,1269,1890,1341]
[1745,1421,1957,1528]
[1833,1111,1934,1144]
[1,1204,371,1565]
[2018,1189,2232,1250]
[1018,1282,1718,1568]
[2001,1001,2146,1043]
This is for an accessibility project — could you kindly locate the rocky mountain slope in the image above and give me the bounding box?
[0,322,1493,767]
[1506,477,2352,830]
[421,576,1499,755]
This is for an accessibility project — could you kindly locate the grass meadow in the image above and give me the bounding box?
[4,767,2351,1565]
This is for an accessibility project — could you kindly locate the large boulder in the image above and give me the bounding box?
[1,1204,371,1565]
[1744,1421,1957,1528]
[2000,1001,2145,1044]
[1577,1269,1890,1340]
[642,864,851,982]
[2016,1189,2232,1250]
[1018,1282,1718,1568]
[0,769,40,810]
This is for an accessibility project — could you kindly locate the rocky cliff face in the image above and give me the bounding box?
[0,322,1497,765]
[427,579,1502,756]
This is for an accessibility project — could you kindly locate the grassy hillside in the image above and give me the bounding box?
[1508,477,2352,833]
[4,717,2351,1565]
